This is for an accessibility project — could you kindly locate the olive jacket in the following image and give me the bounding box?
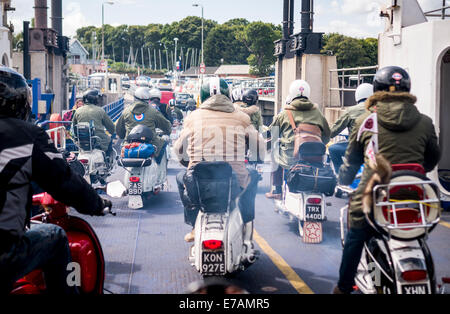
[72,104,115,152]
[340,91,441,229]
[115,101,172,157]
[330,103,367,138]
[234,101,263,131]
[269,98,331,169]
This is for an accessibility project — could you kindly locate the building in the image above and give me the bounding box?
[68,38,100,76]
[214,64,254,78]
[0,0,13,67]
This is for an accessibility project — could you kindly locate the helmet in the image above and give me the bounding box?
[355,83,374,104]
[288,80,311,100]
[168,98,176,107]
[0,66,32,120]
[373,66,411,93]
[127,124,153,143]
[134,87,151,102]
[242,89,258,106]
[83,89,104,105]
[200,77,230,103]
[149,88,162,100]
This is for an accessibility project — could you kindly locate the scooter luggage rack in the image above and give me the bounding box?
[372,180,441,232]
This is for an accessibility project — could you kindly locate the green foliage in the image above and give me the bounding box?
[236,22,281,76]
[322,33,378,68]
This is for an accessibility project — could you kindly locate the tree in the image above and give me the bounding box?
[322,33,378,68]
[237,22,281,76]
[204,24,249,66]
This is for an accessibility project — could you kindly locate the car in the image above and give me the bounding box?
[175,93,193,110]
[121,76,130,89]
[156,79,173,91]
[136,76,151,87]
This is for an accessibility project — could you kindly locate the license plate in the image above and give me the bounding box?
[201,251,225,275]
[128,182,143,195]
[305,204,323,221]
[401,284,429,294]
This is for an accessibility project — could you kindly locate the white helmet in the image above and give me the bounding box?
[134,87,151,101]
[355,83,374,104]
[288,80,311,100]
[232,87,243,102]
[149,88,162,100]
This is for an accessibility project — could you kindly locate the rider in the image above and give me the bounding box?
[328,83,373,172]
[333,66,441,294]
[265,79,331,199]
[169,98,184,122]
[72,89,116,161]
[173,77,265,243]
[185,98,197,113]
[115,87,172,162]
[234,89,263,131]
[149,88,174,124]
[0,67,110,294]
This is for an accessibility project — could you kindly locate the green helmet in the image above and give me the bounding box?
[200,77,230,103]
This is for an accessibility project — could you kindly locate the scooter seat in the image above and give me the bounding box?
[118,158,152,168]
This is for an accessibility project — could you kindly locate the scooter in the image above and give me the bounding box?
[10,192,115,294]
[339,163,445,294]
[274,142,336,243]
[73,121,115,185]
[187,162,259,277]
[118,129,169,209]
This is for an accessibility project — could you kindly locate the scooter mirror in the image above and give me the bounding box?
[106,180,127,198]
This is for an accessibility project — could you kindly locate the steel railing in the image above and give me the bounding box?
[424,1,450,19]
[328,65,378,108]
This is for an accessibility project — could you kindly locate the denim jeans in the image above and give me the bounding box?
[329,141,348,173]
[177,168,259,227]
[0,224,78,294]
[337,226,375,293]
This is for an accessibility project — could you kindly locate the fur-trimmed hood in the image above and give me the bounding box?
[366,91,421,132]
[199,94,235,113]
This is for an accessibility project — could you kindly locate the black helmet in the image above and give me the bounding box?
[83,89,103,105]
[0,66,32,120]
[242,89,258,106]
[127,124,153,143]
[373,66,411,93]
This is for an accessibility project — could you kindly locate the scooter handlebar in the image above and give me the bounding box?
[102,206,116,216]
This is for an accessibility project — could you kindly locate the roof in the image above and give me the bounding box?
[215,64,251,75]
[182,66,219,76]
[69,38,89,56]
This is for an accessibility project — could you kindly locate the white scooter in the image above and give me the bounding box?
[118,128,169,209]
[73,122,114,185]
[339,164,445,294]
[274,142,336,243]
[187,162,259,277]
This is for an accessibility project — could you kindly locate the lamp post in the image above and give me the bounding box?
[102,1,114,71]
[192,3,204,65]
[174,37,179,78]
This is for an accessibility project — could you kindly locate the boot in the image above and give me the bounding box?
[265,191,282,200]
[184,228,195,242]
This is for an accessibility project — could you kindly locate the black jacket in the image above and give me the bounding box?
[150,99,173,124]
[0,116,104,239]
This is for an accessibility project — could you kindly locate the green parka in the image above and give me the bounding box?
[235,101,263,131]
[72,104,115,152]
[115,101,172,157]
[340,91,441,229]
[269,98,331,169]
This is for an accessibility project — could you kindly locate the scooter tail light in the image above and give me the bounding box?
[307,197,322,204]
[79,159,89,164]
[129,176,140,183]
[202,240,223,250]
[401,270,427,282]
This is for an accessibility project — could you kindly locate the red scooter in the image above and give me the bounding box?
[10,192,115,294]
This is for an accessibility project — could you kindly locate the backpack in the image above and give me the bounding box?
[286,110,323,160]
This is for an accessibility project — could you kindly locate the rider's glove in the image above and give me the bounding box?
[95,198,113,216]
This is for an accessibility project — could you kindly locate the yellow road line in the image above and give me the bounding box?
[439,221,450,229]
[253,230,314,294]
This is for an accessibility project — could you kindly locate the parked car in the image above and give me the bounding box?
[175,93,193,110]
[156,79,173,91]
[121,76,130,89]
[136,76,151,87]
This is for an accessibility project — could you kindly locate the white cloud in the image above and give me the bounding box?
[64,2,93,37]
[318,19,376,38]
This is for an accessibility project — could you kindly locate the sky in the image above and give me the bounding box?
[9,0,447,39]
